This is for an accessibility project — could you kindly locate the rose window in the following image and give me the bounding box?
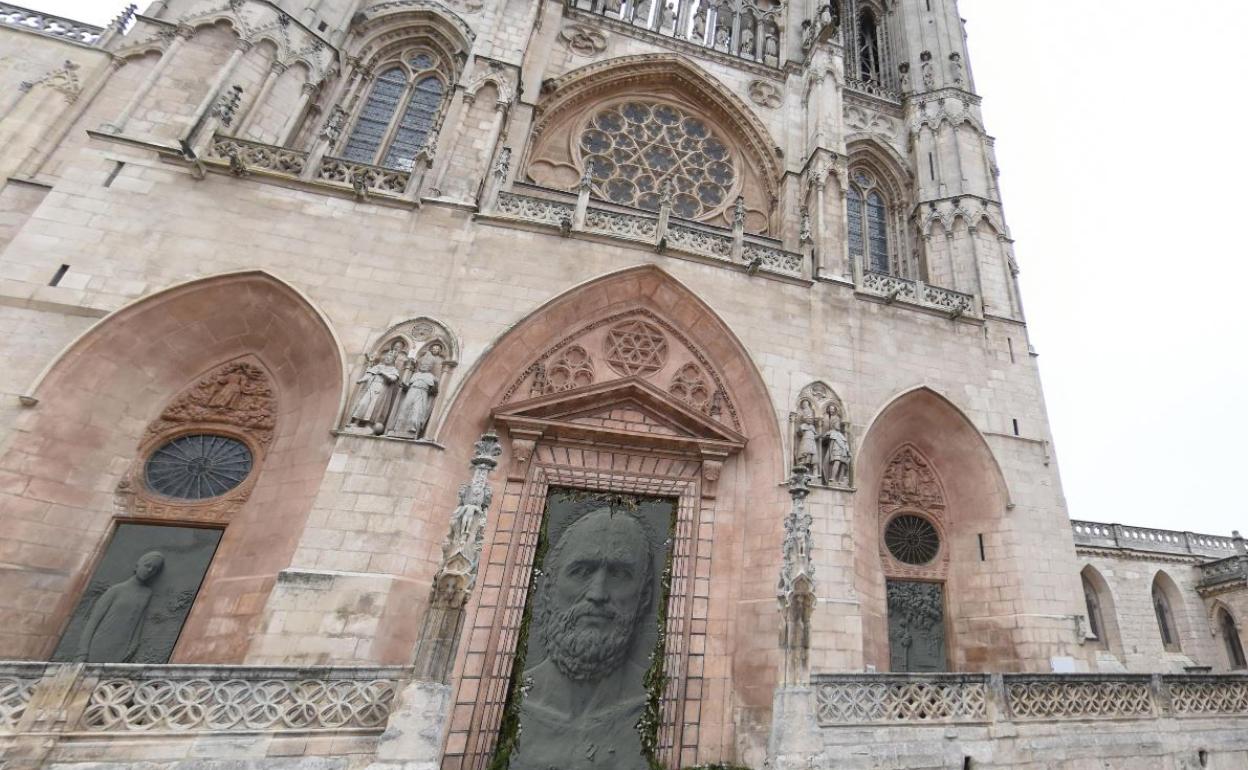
[145,434,253,500]
[884,514,941,566]
[603,320,669,377]
[578,101,737,218]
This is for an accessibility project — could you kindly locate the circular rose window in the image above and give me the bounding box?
[145,434,253,500]
[884,514,940,565]
[578,101,736,219]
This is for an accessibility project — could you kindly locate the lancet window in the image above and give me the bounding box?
[1220,609,1246,670]
[568,0,782,67]
[1151,579,1180,652]
[341,51,447,172]
[846,168,892,275]
[838,0,894,90]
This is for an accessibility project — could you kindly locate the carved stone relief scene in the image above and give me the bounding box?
[344,318,457,439]
[790,381,851,486]
[498,488,674,770]
[507,310,738,428]
[51,523,223,664]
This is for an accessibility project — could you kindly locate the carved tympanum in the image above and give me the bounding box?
[145,361,275,445]
[879,446,943,510]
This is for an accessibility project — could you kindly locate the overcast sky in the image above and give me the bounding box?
[30,1,1248,535]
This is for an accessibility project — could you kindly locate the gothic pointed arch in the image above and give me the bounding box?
[1080,564,1123,657]
[429,264,788,768]
[1,270,345,663]
[1152,570,1188,653]
[853,385,1027,672]
[845,136,913,277]
[523,54,782,234]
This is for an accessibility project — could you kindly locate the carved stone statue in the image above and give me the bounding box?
[76,551,165,663]
[820,402,851,485]
[512,507,656,770]
[388,342,443,439]
[921,54,935,90]
[349,341,405,434]
[794,398,820,472]
[949,52,964,86]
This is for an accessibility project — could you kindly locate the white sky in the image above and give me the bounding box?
[28,1,1248,535]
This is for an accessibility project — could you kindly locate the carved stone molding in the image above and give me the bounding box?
[747,78,782,109]
[118,358,275,525]
[545,344,595,392]
[879,445,944,511]
[559,22,608,56]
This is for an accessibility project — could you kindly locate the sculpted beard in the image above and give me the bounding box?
[537,592,642,681]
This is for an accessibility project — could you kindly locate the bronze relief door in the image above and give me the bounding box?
[886,579,947,672]
[497,487,675,770]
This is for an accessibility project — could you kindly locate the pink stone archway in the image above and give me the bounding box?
[853,386,1019,671]
[424,264,787,768]
[0,270,345,663]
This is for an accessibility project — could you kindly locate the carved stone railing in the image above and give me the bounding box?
[0,2,103,45]
[1199,554,1248,591]
[0,662,405,736]
[0,662,45,731]
[1004,675,1155,720]
[845,76,902,103]
[318,156,411,197]
[814,674,988,725]
[495,190,576,228]
[857,269,976,318]
[815,674,1248,727]
[211,135,308,177]
[1072,519,1241,559]
[491,188,804,279]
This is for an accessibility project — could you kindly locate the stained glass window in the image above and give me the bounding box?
[145,434,253,500]
[846,168,891,275]
[884,514,940,565]
[1152,581,1179,651]
[578,101,737,219]
[341,53,447,171]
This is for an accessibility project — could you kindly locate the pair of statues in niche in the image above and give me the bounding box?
[792,383,851,487]
[347,320,456,440]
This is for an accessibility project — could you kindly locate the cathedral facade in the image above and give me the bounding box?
[0,0,1246,767]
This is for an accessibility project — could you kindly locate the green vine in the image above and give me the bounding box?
[639,495,677,770]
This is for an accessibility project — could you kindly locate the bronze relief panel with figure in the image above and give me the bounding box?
[886,579,947,673]
[499,488,675,770]
[52,523,222,664]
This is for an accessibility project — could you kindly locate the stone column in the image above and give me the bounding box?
[278,81,319,147]
[102,24,193,134]
[412,431,503,682]
[233,60,286,137]
[184,38,251,146]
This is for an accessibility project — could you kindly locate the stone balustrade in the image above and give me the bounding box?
[1072,519,1241,558]
[857,269,977,318]
[0,2,103,45]
[813,673,1248,727]
[845,76,902,103]
[0,661,404,736]
[211,135,309,177]
[492,187,807,279]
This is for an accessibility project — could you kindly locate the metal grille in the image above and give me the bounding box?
[145,434,252,500]
[885,514,940,565]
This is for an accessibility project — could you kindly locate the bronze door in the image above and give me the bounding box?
[886,579,947,672]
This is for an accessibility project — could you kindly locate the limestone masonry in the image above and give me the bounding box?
[0,0,1244,768]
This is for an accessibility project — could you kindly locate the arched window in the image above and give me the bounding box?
[342,51,447,172]
[1220,609,1246,670]
[1081,573,1104,643]
[857,9,881,82]
[1152,579,1180,652]
[847,168,891,274]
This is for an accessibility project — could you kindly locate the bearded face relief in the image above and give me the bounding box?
[507,491,673,770]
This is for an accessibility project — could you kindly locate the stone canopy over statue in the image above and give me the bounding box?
[505,492,673,770]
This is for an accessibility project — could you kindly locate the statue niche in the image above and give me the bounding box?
[344,318,457,440]
[790,382,851,487]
